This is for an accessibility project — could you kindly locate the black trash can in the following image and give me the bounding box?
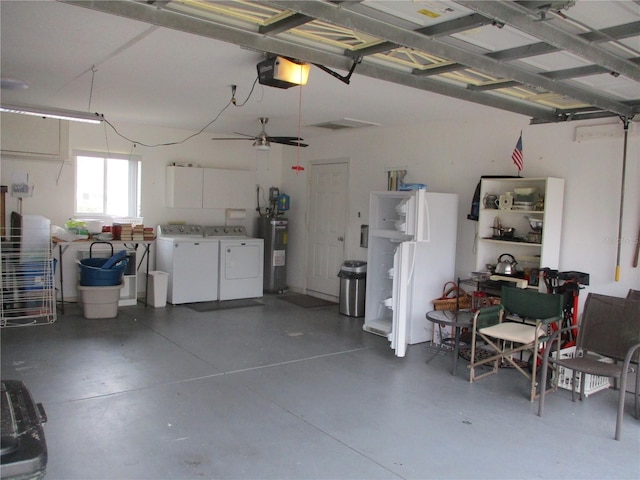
[338,261,367,317]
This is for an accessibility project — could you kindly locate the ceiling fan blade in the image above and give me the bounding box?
[211,137,253,141]
[269,136,304,142]
[270,138,308,147]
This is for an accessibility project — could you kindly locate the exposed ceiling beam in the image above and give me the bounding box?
[468,81,522,92]
[348,13,493,58]
[414,63,465,77]
[415,12,494,37]
[265,0,634,117]
[488,20,640,62]
[455,1,640,82]
[61,0,559,122]
[259,12,311,35]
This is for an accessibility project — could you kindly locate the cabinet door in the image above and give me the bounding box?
[1,112,69,161]
[227,170,256,209]
[202,168,256,209]
[202,168,228,209]
[166,166,203,208]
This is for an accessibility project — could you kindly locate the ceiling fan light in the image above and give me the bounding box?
[253,137,270,150]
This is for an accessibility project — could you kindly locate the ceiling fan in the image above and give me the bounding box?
[212,117,308,149]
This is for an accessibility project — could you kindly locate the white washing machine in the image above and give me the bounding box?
[203,226,264,301]
[156,225,220,304]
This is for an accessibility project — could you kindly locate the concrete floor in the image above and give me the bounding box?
[1,295,639,479]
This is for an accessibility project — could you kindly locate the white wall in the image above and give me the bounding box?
[2,112,639,307]
[282,114,640,309]
[2,119,284,232]
[1,118,285,300]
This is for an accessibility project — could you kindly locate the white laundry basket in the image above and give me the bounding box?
[148,271,169,308]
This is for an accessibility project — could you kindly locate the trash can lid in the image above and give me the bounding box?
[341,260,367,274]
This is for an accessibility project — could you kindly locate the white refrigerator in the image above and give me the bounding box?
[363,190,458,357]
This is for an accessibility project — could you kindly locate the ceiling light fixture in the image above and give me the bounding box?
[257,56,310,89]
[0,103,104,124]
[253,137,270,150]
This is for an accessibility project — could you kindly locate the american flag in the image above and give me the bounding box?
[512,132,523,171]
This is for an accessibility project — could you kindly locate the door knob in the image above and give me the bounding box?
[338,236,344,242]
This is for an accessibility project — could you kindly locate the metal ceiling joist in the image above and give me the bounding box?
[487,20,640,62]
[62,0,560,121]
[455,1,640,82]
[541,65,612,80]
[414,63,465,76]
[415,12,495,37]
[469,81,522,92]
[346,13,493,58]
[259,12,311,35]
[265,0,634,117]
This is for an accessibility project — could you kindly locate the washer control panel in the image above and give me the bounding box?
[202,225,247,237]
[158,224,203,236]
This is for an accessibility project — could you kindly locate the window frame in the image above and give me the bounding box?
[73,150,141,219]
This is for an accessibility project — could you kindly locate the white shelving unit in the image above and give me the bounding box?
[475,177,564,285]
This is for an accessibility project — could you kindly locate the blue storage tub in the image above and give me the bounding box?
[78,243,128,286]
[19,259,57,290]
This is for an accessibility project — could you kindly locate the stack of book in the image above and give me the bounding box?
[132,224,144,241]
[117,223,133,241]
[143,227,155,240]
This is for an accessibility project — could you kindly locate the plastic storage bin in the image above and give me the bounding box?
[148,271,168,308]
[77,283,122,319]
[552,346,611,396]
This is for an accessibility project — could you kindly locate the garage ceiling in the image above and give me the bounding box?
[63,0,640,124]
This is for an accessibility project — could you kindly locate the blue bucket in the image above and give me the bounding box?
[79,257,128,286]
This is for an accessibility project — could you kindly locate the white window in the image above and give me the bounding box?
[74,151,141,218]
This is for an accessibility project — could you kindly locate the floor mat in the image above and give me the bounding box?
[458,346,529,369]
[185,299,264,312]
[277,294,337,308]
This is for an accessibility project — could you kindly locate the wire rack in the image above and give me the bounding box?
[1,237,57,327]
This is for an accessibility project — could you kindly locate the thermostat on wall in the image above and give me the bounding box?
[10,183,34,197]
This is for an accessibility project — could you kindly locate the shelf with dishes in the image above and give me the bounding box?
[475,177,564,284]
[480,237,543,246]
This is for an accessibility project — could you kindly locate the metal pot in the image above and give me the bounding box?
[495,254,518,275]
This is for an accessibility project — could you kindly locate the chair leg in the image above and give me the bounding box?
[529,348,539,402]
[537,352,551,417]
[635,367,639,419]
[616,370,628,441]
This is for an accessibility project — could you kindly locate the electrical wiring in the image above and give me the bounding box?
[102,76,259,148]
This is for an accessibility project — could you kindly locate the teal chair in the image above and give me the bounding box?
[469,286,564,401]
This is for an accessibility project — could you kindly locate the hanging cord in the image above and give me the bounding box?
[293,83,304,173]
[88,65,97,112]
[102,76,259,148]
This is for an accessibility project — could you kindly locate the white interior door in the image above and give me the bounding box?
[306,162,349,298]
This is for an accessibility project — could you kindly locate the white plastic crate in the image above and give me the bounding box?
[552,346,611,396]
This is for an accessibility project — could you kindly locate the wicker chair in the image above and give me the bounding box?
[537,293,640,440]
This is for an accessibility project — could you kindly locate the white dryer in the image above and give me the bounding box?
[203,226,264,301]
[156,225,219,304]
